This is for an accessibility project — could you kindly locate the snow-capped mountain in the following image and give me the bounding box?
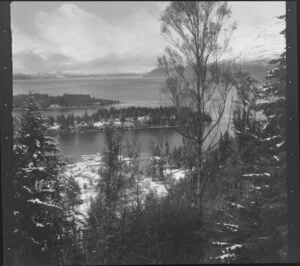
[145,18,285,82]
[229,17,285,62]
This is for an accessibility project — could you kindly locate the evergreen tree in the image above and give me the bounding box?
[60,174,85,265]
[13,95,67,265]
[12,95,84,265]
[63,175,83,211]
[47,115,55,126]
[83,123,127,264]
[209,14,287,263]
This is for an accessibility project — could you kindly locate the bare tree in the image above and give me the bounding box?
[158,1,236,211]
[233,70,258,133]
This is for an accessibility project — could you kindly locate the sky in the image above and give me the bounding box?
[11,1,286,74]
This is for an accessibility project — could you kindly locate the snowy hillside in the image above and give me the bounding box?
[64,153,186,227]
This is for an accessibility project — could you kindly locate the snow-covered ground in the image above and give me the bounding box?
[48,123,60,130]
[64,153,186,226]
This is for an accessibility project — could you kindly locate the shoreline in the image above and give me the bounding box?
[13,103,121,112]
[48,125,177,135]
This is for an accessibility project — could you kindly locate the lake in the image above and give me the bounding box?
[54,127,183,162]
[13,75,166,105]
[13,76,179,161]
[53,119,233,163]
[14,76,233,161]
[13,76,168,117]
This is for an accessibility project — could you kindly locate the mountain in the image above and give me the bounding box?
[144,59,274,83]
[13,73,35,80]
[13,71,144,80]
[231,17,285,63]
[144,67,166,78]
[145,17,284,83]
[13,72,62,80]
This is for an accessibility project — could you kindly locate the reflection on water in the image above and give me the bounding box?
[55,128,183,162]
[55,119,232,163]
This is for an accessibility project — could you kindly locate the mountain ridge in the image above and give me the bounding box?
[144,58,276,83]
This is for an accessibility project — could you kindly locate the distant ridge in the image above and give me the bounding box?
[144,59,275,83]
[13,72,144,80]
[144,68,166,78]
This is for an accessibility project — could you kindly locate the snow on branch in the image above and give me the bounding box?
[242,173,270,177]
[212,241,230,247]
[217,222,239,232]
[213,253,236,262]
[27,198,62,210]
[256,96,285,105]
[225,244,243,253]
[35,222,45,228]
[35,140,41,148]
[262,135,281,142]
[31,237,40,245]
[276,141,285,148]
[40,189,56,193]
[22,186,33,194]
[227,201,245,209]
[250,185,270,191]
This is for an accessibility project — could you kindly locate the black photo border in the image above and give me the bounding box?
[286,0,300,263]
[0,1,299,265]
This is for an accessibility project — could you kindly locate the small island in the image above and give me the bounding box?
[13,93,120,110]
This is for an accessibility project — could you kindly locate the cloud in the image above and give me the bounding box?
[12,3,168,73]
[12,2,285,74]
[13,50,73,73]
[63,53,157,73]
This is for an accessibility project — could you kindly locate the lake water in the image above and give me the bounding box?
[14,76,233,161]
[13,76,168,117]
[53,119,232,163]
[13,76,166,106]
[54,128,183,162]
[13,76,180,161]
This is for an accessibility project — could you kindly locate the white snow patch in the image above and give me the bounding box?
[276,141,285,148]
[48,125,60,130]
[164,169,186,181]
[93,121,107,128]
[228,202,245,209]
[36,140,40,148]
[64,154,189,228]
[212,241,229,246]
[215,253,236,261]
[223,223,239,228]
[31,237,39,244]
[36,222,45,228]
[243,173,270,177]
[263,135,281,142]
[225,244,243,252]
[27,198,62,210]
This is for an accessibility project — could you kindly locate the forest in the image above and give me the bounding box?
[12,2,287,265]
[13,93,119,109]
[44,106,212,133]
